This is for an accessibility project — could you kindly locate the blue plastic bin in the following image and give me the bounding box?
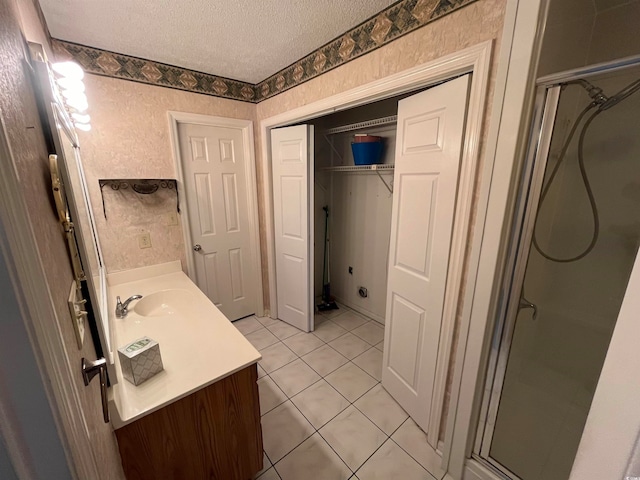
[351,141,384,165]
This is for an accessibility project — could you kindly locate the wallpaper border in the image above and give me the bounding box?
[51,39,258,102]
[52,0,479,104]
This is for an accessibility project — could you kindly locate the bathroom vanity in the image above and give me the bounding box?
[107,261,263,479]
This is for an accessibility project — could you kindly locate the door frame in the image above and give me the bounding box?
[261,40,493,473]
[0,116,101,478]
[168,112,264,318]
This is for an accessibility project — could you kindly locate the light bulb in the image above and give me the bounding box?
[61,88,85,100]
[52,61,84,80]
[74,122,91,132]
[72,113,91,123]
[56,77,85,93]
[66,92,88,111]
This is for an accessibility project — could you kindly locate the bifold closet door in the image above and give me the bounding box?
[382,75,470,437]
[271,125,314,332]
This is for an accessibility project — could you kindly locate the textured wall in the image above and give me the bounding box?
[2,0,124,477]
[255,0,508,439]
[75,75,256,273]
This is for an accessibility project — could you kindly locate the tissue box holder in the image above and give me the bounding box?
[118,336,163,386]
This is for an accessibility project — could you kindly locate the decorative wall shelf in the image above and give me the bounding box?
[98,179,179,219]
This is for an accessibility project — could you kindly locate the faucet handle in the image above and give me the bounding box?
[116,296,122,305]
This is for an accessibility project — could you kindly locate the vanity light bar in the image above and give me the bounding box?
[52,61,91,132]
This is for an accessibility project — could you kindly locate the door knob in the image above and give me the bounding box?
[193,244,202,252]
[82,357,109,423]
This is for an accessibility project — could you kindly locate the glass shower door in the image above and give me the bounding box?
[483,65,640,480]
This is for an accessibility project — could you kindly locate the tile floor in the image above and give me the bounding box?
[233,307,437,480]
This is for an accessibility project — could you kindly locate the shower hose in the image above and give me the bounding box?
[533,78,640,263]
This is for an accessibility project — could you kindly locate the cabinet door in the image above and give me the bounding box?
[271,125,314,332]
[383,75,470,438]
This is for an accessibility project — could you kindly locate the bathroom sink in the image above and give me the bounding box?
[133,289,196,317]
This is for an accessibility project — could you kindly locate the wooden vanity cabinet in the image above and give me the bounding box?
[115,364,263,480]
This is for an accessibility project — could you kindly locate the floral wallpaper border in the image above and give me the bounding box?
[51,39,257,102]
[255,0,478,101]
[52,0,478,104]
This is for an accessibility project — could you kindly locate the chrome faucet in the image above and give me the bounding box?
[115,295,143,318]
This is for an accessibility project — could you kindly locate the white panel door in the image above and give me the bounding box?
[383,75,470,437]
[271,125,314,332]
[178,123,257,321]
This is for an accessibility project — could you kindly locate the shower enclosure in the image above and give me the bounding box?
[474,59,640,480]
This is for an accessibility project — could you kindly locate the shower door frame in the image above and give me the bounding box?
[473,54,640,479]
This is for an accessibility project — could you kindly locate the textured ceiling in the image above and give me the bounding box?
[39,0,396,84]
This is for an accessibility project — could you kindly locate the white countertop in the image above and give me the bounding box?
[107,261,261,428]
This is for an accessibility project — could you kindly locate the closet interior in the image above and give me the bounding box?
[309,90,423,326]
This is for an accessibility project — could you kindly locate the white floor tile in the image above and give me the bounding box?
[374,341,384,352]
[320,406,387,471]
[331,310,369,331]
[291,379,350,428]
[329,333,371,359]
[320,307,344,320]
[314,313,328,326]
[283,332,325,356]
[257,316,282,328]
[268,321,303,340]
[262,401,315,462]
[257,364,267,379]
[246,327,280,350]
[275,433,351,480]
[325,363,378,402]
[357,439,434,480]
[257,376,288,415]
[254,452,272,478]
[354,384,408,435]
[353,348,383,381]
[259,342,298,373]
[313,320,348,342]
[256,467,280,480]
[234,316,263,335]
[391,418,435,472]
[302,344,349,376]
[270,359,321,397]
[352,322,385,345]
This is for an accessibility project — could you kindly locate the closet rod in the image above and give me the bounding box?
[324,115,397,135]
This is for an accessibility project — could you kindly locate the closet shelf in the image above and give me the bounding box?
[324,115,397,135]
[322,164,394,172]
[322,164,395,193]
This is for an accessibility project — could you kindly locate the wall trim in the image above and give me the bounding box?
[52,39,257,102]
[254,0,479,101]
[445,0,548,478]
[260,40,492,471]
[167,111,265,317]
[50,0,479,104]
